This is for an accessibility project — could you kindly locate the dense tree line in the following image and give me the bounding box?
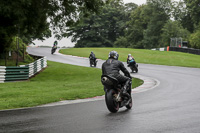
[66,0,200,49]
[1,0,200,51]
[65,0,137,47]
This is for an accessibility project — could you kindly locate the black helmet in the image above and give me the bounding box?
[108,51,119,60]
[91,51,93,54]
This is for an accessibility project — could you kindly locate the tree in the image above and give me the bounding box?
[124,2,138,22]
[142,0,171,48]
[114,36,128,47]
[126,0,172,49]
[180,0,200,49]
[171,1,194,32]
[160,20,190,47]
[189,24,200,49]
[66,0,132,47]
[125,5,148,48]
[184,0,200,26]
[0,0,107,52]
[189,30,200,49]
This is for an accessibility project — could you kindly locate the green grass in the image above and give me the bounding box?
[132,78,143,89]
[60,48,200,68]
[0,59,14,66]
[0,59,27,66]
[0,58,34,66]
[0,61,143,110]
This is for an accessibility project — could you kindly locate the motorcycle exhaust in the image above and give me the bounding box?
[101,77,113,85]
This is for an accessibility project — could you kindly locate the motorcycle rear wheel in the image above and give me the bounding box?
[105,89,119,113]
[135,67,138,73]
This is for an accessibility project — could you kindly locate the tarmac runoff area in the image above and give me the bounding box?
[37,74,160,108]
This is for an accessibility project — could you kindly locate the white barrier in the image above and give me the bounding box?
[28,57,47,77]
[0,57,47,83]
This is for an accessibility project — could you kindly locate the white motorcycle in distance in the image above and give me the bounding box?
[127,57,138,73]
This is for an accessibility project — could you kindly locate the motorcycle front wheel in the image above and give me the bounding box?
[51,49,55,54]
[130,67,134,73]
[135,66,138,73]
[105,89,119,113]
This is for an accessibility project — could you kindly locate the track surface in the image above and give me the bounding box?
[1,47,200,133]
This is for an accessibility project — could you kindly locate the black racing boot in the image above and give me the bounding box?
[122,85,130,98]
[122,85,128,95]
[122,79,131,94]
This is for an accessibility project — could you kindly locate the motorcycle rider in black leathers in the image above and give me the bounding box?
[102,51,132,95]
[89,51,97,65]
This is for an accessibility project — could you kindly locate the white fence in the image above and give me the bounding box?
[29,57,47,77]
[0,57,47,83]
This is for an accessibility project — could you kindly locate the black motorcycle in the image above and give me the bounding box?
[51,46,57,54]
[128,62,138,73]
[101,75,132,113]
[90,58,97,67]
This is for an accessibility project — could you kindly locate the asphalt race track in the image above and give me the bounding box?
[1,47,200,133]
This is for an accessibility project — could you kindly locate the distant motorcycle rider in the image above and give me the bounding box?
[89,51,96,63]
[51,40,58,54]
[52,40,58,49]
[102,51,132,95]
[127,54,136,66]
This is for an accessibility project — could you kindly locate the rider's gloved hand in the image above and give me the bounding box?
[125,73,131,79]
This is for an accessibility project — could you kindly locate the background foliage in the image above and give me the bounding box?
[66,0,199,49]
[1,0,200,52]
[0,0,108,53]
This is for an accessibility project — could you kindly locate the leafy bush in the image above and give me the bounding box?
[189,29,200,49]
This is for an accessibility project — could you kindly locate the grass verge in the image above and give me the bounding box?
[0,59,30,66]
[60,48,200,68]
[0,61,143,110]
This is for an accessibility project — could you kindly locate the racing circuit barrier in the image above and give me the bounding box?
[152,47,200,55]
[169,47,200,55]
[0,57,47,83]
[151,47,168,51]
